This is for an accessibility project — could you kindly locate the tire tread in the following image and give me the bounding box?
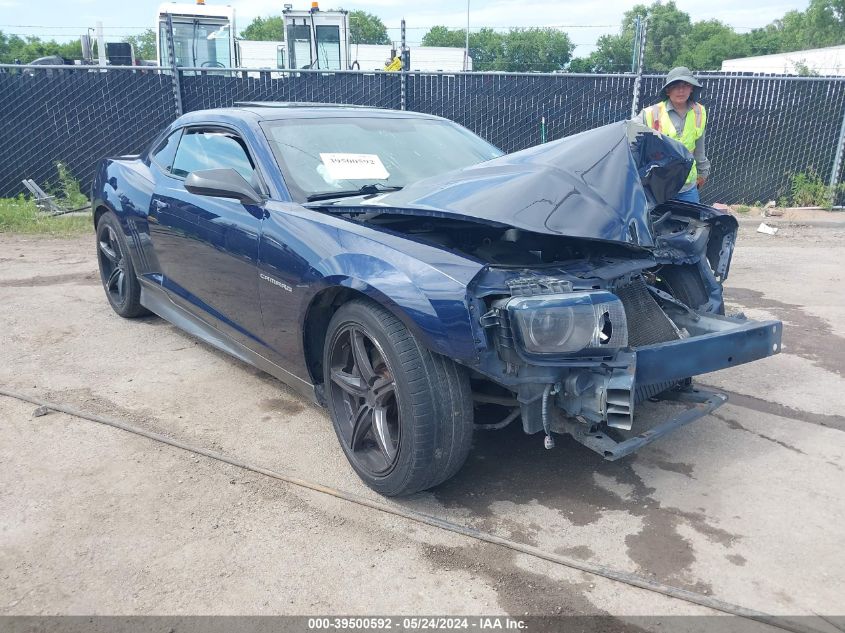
[324,299,473,496]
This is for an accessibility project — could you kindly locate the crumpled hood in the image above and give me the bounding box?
[318,120,693,248]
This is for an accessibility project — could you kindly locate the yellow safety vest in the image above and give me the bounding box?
[384,56,402,72]
[644,100,707,186]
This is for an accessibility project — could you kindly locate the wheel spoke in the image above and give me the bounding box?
[330,366,367,398]
[350,404,373,451]
[106,267,121,293]
[372,407,397,462]
[328,322,403,477]
[372,376,395,406]
[98,239,118,264]
[107,227,122,259]
[351,328,376,384]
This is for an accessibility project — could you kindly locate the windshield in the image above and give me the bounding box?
[261,116,503,202]
[159,19,233,68]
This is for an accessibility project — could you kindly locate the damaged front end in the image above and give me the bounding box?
[469,234,782,458]
[457,123,783,457]
[310,120,783,458]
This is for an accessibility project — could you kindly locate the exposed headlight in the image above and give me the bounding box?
[508,291,628,356]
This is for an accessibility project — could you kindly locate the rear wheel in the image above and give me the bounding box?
[96,213,148,318]
[323,300,473,496]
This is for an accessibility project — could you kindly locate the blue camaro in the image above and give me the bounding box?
[92,103,782,496]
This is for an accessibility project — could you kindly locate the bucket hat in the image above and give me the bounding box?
[661,66,702,92]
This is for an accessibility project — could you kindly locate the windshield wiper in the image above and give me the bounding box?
[306,184,403,202]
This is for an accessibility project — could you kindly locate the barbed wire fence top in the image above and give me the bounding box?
[2,63,845,208]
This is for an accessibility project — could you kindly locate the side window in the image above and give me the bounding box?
[150,130,182,172]
[171,129,256,183]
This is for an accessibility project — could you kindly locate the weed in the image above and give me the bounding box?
[55,162,89,209]
[1,163,92,236]
[784,168,844,208]
[735,205,751,214]
[0,196,92,236]
[45,162,90,210]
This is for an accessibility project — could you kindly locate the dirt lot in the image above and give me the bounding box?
[1,219,843,627]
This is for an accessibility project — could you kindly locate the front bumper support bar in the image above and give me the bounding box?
[553,388,728,460]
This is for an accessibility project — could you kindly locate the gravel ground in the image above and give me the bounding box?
[0,220,843,628]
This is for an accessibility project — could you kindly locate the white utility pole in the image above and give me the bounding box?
[464,0,470,71]
[96,21,107,66]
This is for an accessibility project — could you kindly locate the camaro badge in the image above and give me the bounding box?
[259,273,292,292]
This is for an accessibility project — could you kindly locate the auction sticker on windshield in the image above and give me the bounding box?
[320,153,390,180]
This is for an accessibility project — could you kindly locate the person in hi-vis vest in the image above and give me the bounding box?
[638,66,711,204]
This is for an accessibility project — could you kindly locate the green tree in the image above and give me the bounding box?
[421,25,465,48]
[240,16,285,41]
[628,1,693,71]
[123,28,157,61]
[348,10,390,45]
[776,0,845,51]
[676,20,748,70]
[568,31,635,72]
[744,24,784,57]
[569,0,750,72]
[421,26,571,71]
[422,26,504,70]
[740,0,845,62]
[470,28,506,69]
[0,31,81,63]
[496,28,574,72]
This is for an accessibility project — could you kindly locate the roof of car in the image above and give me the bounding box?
[179,103,444,124]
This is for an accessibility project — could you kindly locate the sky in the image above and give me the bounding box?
[1,0,812,55]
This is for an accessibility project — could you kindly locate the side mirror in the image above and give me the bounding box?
[185,168,263,205]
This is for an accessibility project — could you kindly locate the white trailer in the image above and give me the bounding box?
[721,45,845,76]
[350,45,471,72]
[237,40,286,70]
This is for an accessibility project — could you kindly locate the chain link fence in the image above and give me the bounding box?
[179,71,403,112]
[0,66,178,200]
[3,64,845,207]
[406,73,635,153]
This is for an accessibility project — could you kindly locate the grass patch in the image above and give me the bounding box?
[0,196,92,236]
[780,168,845,209]
[735,205,751,214]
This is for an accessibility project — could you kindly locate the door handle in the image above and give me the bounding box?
[151,199,168,211]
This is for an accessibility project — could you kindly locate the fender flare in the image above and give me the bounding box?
[301,256,478,365]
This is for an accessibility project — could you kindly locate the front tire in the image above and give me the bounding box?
[96,213,148,318]
[323,300,474,496]
[659,264,709,309]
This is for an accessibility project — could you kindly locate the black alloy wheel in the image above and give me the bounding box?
[96,213,147,318]
[323,300,474,497]
[98,223,128,307]
[328,324,401,477]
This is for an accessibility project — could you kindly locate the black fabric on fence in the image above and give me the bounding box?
[0,69,177,199]
[406,73,635,153]
[179,72,403,113]
[3,67,845,207]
